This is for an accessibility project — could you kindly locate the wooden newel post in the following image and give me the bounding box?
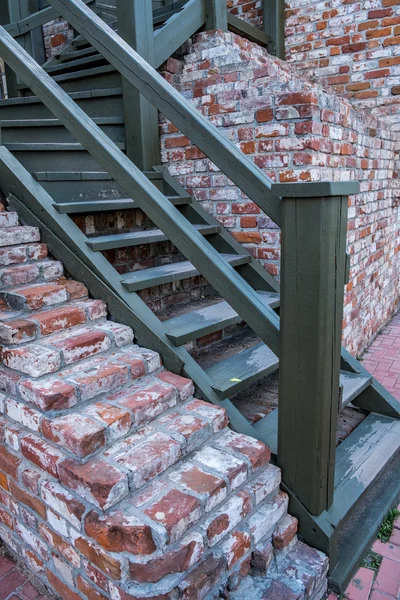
[272,181,359,516]
[116,0,160,170]
[206,0,228,31]
[263,0,285,59]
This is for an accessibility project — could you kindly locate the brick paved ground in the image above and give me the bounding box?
[361,310,400,402]
[0,553,49,600]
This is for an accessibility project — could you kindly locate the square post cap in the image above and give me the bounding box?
[270,181,360,198]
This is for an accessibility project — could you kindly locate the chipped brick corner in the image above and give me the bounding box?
[0,208,327,599]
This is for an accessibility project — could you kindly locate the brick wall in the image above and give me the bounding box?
[160,31,400,356]
[42,18,74,58]
[228,0,263,28]
[285,0,400,128]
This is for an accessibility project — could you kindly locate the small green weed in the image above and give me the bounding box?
[361,550,382,571]
[377,508,400,543]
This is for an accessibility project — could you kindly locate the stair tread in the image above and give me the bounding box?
[56,195,191,213]
[0,117,123,127]
[340,370,372,408]
[5,142,125,151]
[165,291,280,345]
[329,412,400,526]
[121,254,252,291]
[206,342,279,399]
[87,223,220,251]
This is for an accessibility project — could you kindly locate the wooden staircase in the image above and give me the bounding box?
[0,0,399,592]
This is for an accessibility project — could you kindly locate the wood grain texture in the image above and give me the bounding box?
[154,0,206,68]
[205,0,227,30]
[116,0,160,169]
[278,194,348,515]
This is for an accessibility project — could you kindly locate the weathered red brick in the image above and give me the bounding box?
[84,509,156,554]
[33,305,86,336]
[8,480,46,519]
[59,457,129,510]
[20,435,64,478]
[42,414,106,458]
[0,445,21,479]
[129,532,204,583]
[145,488,202,543]
[72,534,123,579]
[273,514,298,549]
[19,377,77,411]
[41,480,86,529]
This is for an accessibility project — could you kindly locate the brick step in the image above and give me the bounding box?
[0,278,88,311]
[56,432,283,598]
[0,344,162,412]
[0,226,40,248]
[0,259,64,291]
[0,299,107,345]
[0,321,134,378]
[0,242,48,267]
[0,212,19,229]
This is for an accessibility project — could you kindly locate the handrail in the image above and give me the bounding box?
[46,0,282,226]
[0,24,280,355]
[4,0,94,38]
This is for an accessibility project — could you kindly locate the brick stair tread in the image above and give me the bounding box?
[0,299,107,345]
[0,321,134,378]
[0,226,41,248]
[0,259,64,290]
[0,212,19,229]
[0,279,88,311]
[0,242,48,266]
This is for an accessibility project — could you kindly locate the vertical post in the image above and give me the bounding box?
[116,0,160,170]
[274,181,357,516]
[0,0,46,97]
[206,0,228,31]
[263,0,285,59]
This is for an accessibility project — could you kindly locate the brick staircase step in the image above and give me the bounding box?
[0,279,88,311]
[0,226,40,248]
[0,212,19,228]
[0,300,107,345]
[0,260,64,290]
[0,243,48,266]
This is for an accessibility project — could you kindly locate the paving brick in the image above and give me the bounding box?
[373,557,400,597]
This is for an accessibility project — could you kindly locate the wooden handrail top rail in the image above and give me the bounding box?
[4,0,94,38]
[45,0,282,226]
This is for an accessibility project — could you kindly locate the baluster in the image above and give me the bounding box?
[116,0,160,170]
[206,0,228,31]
